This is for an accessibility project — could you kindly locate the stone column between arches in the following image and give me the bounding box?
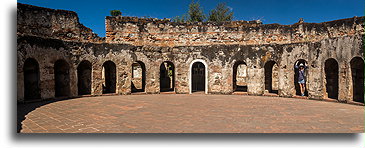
[146,61,160,94]
[306,65,323,100]
[338,61,350,102]
[116,59,130,95]
[92,63,103,95]
[174,62,189,94]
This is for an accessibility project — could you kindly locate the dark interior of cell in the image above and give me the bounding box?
[77,60,92,95]
[102,61,116,94]
[160,61,174,92]
[23,58,41,101]
[54,59,70,97]
[350,57,364,103]
[192,62,205,92]
[325,58,339,100]
[264,61,278,94]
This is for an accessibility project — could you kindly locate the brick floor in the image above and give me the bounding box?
[18,94,364,133]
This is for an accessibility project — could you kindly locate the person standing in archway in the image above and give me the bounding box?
[295,61,308,96]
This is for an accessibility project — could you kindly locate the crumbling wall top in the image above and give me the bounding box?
[17,3,364,47]
[17,3,104,43]
[106,16,262,26]
[106,15,364,47]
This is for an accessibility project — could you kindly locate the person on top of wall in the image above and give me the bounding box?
[295,61,308,96]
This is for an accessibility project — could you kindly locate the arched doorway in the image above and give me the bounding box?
[294,59,308,96]
[264,61,279,94]
[324,58,339,100]
[233,61,248,92]
[23,58,41,101]
[191,62,206,93]
[131,61,146,93]
[102,61,116,94]
[77,60,92,95]
[54,59,70,97]
[160,61,174,92]
[350,57,364,103]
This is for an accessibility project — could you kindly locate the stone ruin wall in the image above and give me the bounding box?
[17,3,365,105]
[17,3,104,43]
[105,16,364,47]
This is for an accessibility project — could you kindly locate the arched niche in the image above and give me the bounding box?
[23,58,41,101]
[160,61,175,92]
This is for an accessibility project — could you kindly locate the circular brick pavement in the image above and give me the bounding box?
[18,94,364,133]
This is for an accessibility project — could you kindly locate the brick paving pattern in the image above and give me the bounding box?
[18,94,364,133]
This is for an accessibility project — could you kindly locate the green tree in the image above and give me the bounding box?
[187,0,206,22]
[110,10,122,16]
[172,14,187,23]
[208,3,233,22]
[171,1,205,23]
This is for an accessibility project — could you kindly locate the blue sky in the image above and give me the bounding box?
[18,0,364,37]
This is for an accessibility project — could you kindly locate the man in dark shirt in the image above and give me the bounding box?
[295,61,308,96]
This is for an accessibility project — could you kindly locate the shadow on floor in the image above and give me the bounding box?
[17,97,78,133]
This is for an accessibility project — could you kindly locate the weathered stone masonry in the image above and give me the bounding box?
[17,3,364,105]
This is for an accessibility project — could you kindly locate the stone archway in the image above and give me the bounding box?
[294,59,308,96]
[324,58,339,100]
[191,62,205,93]
[264,61,279,94]
[160,61,175,92]
[54,59,70,97]
[350,57,364,103]
[233,61,248,92]
[189,59,208,94]
[131,61,146,93]
[102,61,116,94]
[23,58,41,101]
[77,60,92,95]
